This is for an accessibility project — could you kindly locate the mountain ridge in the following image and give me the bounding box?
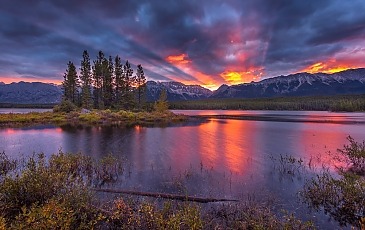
[211,68,365,98]
[1,68,364,104]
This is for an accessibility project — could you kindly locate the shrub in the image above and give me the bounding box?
[301,137,365,228]
[338,136,365,175]
[53,99,77,113]
[78,112,102,124]
[0,151,16,177]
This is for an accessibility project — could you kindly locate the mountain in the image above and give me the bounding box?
[0,80,212,104]
[211,68,365,98]
[146,81,212,101]
[0,81,62,104]
[1,68,364,104]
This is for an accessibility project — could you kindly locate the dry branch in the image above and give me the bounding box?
[93,188,238,203]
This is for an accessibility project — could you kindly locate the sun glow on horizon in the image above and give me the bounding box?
[165,53,223,90]
[220,69,262,85]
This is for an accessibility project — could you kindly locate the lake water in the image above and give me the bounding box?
[1,109,365,228]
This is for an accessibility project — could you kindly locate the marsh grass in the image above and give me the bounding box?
[203,200,315,229]
[275,154,304,176]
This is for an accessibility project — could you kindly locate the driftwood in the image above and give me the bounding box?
[92,188,238,203]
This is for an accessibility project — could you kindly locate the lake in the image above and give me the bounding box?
[1,109,365,228]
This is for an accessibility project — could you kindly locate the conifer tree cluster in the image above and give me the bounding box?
[62,50,147,110]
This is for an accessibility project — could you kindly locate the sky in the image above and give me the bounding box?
[0,0,364,90]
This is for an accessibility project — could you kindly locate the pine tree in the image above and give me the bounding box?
[134,64,147,109]
[154,89,168,112]
[79,50,93,109]
[114,55,124,108]
[122,60,135,109]
[102,56,114,108]
[92,51,104,109]
[62,61,79,105]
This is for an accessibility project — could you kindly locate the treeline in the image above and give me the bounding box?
[62,50,147,110]
[170,94,365,112]
[0,103,57,109]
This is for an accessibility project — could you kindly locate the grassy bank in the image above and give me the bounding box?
[0,110,187,127]
[170,94,365,112]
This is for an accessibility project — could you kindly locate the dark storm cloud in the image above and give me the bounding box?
[0,0,364,85]
[259,0,365,76]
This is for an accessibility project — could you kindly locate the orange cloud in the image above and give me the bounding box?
[301,59,363,74]
[165,53,223,90]
[166,54,191,65]
[165,51,265,90]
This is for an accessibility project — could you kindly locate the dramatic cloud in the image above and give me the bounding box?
[0,0,364,89]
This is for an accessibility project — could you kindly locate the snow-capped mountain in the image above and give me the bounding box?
[211,68,365,98]
[0,81,213,104]
[1,68,364,104]
[146,81,212,101]
[0,81,62,104]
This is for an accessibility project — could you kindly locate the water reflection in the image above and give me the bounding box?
[1,111,365,228]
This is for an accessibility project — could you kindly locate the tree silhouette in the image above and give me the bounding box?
[92,51,104,109]
[62,61,79,105]
[80,50,93,109]
[134,64,147,109]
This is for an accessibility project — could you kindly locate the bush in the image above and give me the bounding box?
[0,151,16,177]
[301,137,365,228]
[338,136,365,175]
[53,99,77,113]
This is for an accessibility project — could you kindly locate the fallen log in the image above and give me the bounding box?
[92,188,238,203]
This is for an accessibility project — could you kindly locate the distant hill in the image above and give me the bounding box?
[0,81,62,104]
[1,68,365,104]
[211,68,365,98]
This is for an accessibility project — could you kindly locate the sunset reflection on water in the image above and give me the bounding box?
[1,111,365,210]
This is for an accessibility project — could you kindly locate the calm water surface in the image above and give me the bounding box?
[1,109,365,228]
